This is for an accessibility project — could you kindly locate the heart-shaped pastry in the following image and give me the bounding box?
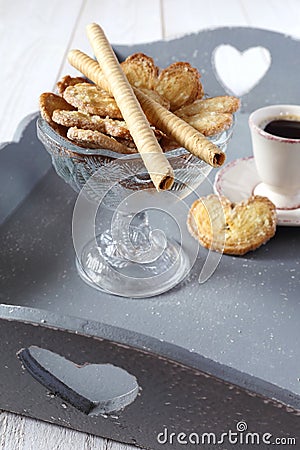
[187,195,277,255]
[213,45,271,97]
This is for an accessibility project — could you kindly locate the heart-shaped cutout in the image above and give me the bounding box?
[213,45,271,96]
[18,346,139,415]
[187,194,276,255]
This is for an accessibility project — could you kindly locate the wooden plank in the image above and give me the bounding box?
[0,0,83,143]
[0,411,25,449]
[0,410,140,449]
[163,0,300,39]
[58,0,163,78]
[21,413,109,450]
[80,0,162,44]
[162,0,248,38]
[240,0,300,38]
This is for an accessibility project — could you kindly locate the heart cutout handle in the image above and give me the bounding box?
[18,346,139,416]
[213,44,271,97]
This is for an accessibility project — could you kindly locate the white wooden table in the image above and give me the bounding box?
[1,0,300,448]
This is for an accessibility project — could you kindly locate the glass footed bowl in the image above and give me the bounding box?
[37,117,234,298]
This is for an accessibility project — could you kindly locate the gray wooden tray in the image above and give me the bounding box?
[0,28,299,449]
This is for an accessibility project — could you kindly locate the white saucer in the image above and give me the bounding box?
[214,156,300,226]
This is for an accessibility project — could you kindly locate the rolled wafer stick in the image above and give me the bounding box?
[68,49,111,92]
[68,49,226,168]
[135,90,226,167]
[85,23,174,191]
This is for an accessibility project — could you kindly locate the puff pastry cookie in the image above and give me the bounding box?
[187,194,277,255]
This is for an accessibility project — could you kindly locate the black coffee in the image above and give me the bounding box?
[264,116,300,139]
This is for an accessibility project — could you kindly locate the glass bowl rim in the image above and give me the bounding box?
[37,114,234,161]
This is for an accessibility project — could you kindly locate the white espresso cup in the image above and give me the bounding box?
[249,104,300,209]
